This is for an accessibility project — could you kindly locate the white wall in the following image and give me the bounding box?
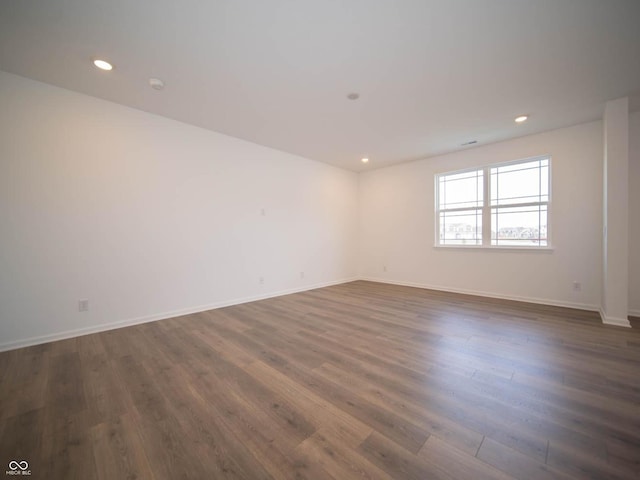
[358,121,604,310]
[601,98,630,326]
[629,111,640,316]
[1,70,635,351]
[0,71,358,350]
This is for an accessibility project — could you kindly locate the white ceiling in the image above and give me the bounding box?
[1,0,639,172]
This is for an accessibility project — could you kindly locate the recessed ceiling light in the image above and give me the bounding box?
[347,93,360,100]
[93,59,113,71]
[361,158,369,163]
[515,115,528,123]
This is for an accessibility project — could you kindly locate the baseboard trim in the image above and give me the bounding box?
[3,276,632,351]
[599,308,632,328]
[358,276,600,313]
[0,276,359,352]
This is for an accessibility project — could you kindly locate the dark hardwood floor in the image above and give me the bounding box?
[1,280,639,479]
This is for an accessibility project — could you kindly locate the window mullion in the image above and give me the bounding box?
[482,166,491,246]
[435,177,440,245]
[493,200,548,209]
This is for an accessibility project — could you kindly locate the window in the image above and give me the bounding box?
[436,156,550,247]
[437,169,484,246]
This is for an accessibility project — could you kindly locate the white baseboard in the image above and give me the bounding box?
[359,276,601,312]
[599,308,632,328]
[2,275,633,352]
[360,276,637,327]
[0,277,358,352]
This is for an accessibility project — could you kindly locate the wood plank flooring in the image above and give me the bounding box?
[1,280,639,479]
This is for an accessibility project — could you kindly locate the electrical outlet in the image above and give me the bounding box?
[383,265,387,272]
[260,208,266,216]
[300,271,305,279]
[259,276,264,285]
[78,299,89,312]
[572,281,582,292]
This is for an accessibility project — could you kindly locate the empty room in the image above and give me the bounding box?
[1,1,639,479]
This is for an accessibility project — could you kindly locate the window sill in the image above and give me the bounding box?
[433,245,554,252]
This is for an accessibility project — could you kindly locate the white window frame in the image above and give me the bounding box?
[435,155,552,249]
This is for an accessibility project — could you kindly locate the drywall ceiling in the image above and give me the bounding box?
[1,0,639,172]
